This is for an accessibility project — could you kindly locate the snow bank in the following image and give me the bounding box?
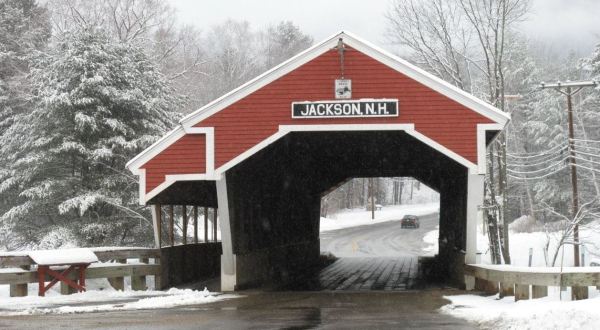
[320,203,438,232]
[422,226,439,256]
[0,288,236,315]
[435,218,600,329]
[441,293,600,330]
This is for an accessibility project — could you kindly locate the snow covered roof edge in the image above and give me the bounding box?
[179,30,510,128]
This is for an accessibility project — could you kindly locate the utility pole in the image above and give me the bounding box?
[539,80,597,300]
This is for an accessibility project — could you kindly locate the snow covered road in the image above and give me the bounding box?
[320,212,439,257]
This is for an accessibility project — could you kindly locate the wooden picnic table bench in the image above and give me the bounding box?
[29,248,99,296]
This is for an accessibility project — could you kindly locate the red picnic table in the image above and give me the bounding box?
[29,248,99,297]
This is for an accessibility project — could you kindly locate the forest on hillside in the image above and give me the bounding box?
[1,0,599,256]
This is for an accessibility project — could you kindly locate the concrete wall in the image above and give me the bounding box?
[159,242,222,289]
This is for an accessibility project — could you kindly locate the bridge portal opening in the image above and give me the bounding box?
[317,177,440,290]
[216,130,471,291]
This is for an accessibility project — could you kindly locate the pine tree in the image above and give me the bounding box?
[0,28,179,249]
[578,44,600,202]
[0,0,51,249]
[0,0,50,131]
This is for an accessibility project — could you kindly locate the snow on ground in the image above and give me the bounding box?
[320,203,438,232]
[181,218,221,241]
[421,220,600,267]
[433,219,600,329]
[0,287,236,315]
[422,225,439,256]
[441,293,600,330]
[0,264,236,315]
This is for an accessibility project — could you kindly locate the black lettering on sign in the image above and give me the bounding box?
[291,99,399,119]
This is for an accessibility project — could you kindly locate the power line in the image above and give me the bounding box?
[572,156,600,165]
[572,144,600,154]
[506,150,567,163]
[572,150,600,160]
[571,138,600,144]
[506,144,567,159]
[508,153,568,168]
[507,158,568,175]
[507,165,567,180]
[539,79,598,279]
[572,157,600,169]
[507,143,565,156]
[572,163,600,174]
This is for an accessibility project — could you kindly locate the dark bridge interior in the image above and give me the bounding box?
[218,131,470,289]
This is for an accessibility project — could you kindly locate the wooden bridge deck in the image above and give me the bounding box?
[317,257,420,291]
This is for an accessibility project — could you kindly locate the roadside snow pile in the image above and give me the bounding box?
[435,218,600,329]
[422,226,439,256]
[441,293,600,330]
[0,288,236,315]
[320,203,438,232]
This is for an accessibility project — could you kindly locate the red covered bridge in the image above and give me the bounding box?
[127,31,509,291]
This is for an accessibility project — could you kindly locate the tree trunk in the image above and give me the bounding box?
[399,180,404,205]
[497,135,511,264]
[486,145,502,265]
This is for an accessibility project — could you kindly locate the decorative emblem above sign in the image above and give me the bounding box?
[291,99,399,119]
[335,79,352,99]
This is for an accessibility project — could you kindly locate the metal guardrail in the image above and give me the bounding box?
[465,263,600,301]
[0,248,161,297]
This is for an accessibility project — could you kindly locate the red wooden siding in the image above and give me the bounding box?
[196,47,493,168]
[141,134,206,193]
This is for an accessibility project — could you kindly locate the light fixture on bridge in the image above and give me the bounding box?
[335,37,351,99]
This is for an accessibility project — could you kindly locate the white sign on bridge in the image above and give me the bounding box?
[291,99,399,119]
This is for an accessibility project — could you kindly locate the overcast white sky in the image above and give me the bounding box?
[167,0,600,55]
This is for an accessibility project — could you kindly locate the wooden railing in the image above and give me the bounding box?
[152,205,219,248]
[465,263,600,301]
[0,248,161,297]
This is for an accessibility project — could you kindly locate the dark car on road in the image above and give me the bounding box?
[401,215,420,229]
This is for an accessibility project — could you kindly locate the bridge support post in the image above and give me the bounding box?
[216,174,236,291]
[465,173,484,290]
[151,204,162,248]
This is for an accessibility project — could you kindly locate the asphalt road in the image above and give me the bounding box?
[0,291,476,330]
[320,213,439,257]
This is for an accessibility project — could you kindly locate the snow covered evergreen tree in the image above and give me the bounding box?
[0,28,179,249]
[578,44,600,203]
[0,0,51,249]
[0,0,50,130]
